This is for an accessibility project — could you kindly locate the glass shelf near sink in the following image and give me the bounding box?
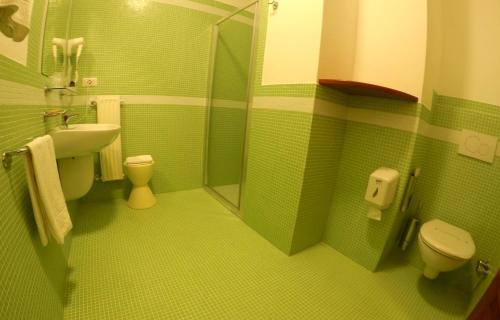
[44,86,77,96]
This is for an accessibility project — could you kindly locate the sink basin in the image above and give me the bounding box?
[49,123,121,159]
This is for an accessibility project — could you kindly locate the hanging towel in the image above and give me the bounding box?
[0,0,33,42]
[25,135,72,246]
[97,95,124,181]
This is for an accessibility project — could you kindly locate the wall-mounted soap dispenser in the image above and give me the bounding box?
[364,167,400,221]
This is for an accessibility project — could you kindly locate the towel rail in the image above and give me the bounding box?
[2,147,29,169]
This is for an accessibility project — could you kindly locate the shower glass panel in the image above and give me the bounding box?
[206,3,258,209]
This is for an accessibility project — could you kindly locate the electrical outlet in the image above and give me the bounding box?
[82,77,98,87]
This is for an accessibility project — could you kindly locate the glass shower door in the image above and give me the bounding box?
[205,3,257,209]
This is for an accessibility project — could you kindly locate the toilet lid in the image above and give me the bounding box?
[419,219,475,260]
[125,155,153,165]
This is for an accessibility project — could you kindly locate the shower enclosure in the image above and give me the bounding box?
[204,1,259,213]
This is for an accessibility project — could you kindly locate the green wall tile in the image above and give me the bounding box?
[121,105,206,193]
[347,95,421,117]
[41,0,72,76]
[243,109,312,254]
[432,93,500,136]
[212,20,253,101]
[70,0,215,96]
[80,104,205,201]
[323,121,415,270]
[0,1,69,318]
[207,107,246,187]
[405,128,500,290]
[291,114,346,253]
[0,106,67,320]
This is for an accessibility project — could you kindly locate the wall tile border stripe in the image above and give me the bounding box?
[252,96,315,113]
[253,95,500,158]
[212,99,247,109]
[0,79,46,105]
[3,79,497,157]
[71,95,207,107]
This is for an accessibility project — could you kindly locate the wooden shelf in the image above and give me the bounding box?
[318,79,418,102]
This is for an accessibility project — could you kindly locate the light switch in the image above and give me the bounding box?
[458,129,498,163]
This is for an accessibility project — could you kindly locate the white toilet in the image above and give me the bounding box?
[124,155,156,209]
[418,219,476,279]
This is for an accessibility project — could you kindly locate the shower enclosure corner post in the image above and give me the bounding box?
[203,24,219,187]
[239,0,261,217]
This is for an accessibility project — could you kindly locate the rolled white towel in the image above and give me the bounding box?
[125,155,153,165]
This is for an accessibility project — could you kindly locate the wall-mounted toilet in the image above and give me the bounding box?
[124,155,156,209]
[418,219,475,279]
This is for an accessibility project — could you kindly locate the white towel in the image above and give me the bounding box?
[0,0,33,42]
[125,155,153,165]
[97,95,124,181]
[25,135,72,246]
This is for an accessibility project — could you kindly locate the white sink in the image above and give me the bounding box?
[49,123,121,159]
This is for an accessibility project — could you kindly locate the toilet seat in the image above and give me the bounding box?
[419,219,475,260]
[419,235,463,261]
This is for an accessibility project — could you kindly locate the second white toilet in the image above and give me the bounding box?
[124,155,156,209]
[418,219,475,279]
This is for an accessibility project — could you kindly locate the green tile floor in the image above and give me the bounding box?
[64,189,468,320]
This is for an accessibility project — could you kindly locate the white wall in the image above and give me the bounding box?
[353,0,427,99]
[421,0,443,108]
[436,0,500,107]
[318,0,358,81]
[318,0,427,100]
[261,0,324,85]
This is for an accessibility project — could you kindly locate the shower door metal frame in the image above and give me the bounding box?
[203,0,260,217]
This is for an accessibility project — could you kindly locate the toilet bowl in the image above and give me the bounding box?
[124,155,156,209]
[417,219,475,279]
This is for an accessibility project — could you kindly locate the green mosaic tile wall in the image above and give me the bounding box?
[211,20,253,101]
[322,120,416,270]
[67,0,256,198]
[432,94,500,136]
[243,109,312,254]
[79,104,205,201]
[291,114,346,254]
[0,105,69,320]
[41,0,72,76]
[241,1,328,255]
[207,107,246,187]
[121,105,206,193]
[69,0,216,96]
[398,94,500,307]
[0,1,70,319]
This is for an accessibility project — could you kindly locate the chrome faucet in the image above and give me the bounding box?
[63,113,79,128]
